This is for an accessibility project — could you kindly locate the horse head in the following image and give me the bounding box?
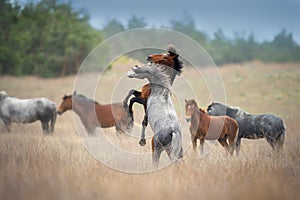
[207,102,230,117]
[185,99,198,122]
[128,63,171,89]
[57,94,72,115]
[147,44,183,84]
[0,91,8,101]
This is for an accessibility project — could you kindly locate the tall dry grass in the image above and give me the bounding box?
[0,61,300,200]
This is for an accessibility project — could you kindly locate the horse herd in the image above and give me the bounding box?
[0,44,286,166]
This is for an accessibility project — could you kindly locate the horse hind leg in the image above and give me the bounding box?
[169,131,183,161]
[275,133,285,150]
[152,148,163,168]
[218,137,230,154]
[49,110,57,134]
[228,134,236,156]
[236,137,242,156]
[266,133,285,151]
[115,124,123,136]
[41,121,49,134]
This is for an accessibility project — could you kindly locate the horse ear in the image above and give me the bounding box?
[185,99,187,103]
[73,91,77,95]
[167,44,177,54]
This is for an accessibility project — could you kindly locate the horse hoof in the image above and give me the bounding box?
[139,139,146,146]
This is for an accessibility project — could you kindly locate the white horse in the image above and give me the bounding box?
[0,91,56,134]
[128,63,183,167]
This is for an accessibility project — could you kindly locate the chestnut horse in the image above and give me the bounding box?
[123,44,183,146]
[185,99,238,155]
[57,91,133,135]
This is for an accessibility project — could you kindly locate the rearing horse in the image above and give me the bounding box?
[123,45,183,146]
[128,63,183,166]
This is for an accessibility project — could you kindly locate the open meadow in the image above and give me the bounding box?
[0,61,300,200]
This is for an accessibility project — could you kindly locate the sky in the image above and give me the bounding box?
[21,0,300,42]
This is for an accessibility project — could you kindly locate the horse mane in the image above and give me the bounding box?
[149,63,172,90]
[199,108,207,114]
[211,101,240,111]
[72,93,100,105]
[167,45,183,75]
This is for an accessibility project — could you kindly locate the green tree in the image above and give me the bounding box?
[0,0,102,77]
[102,19,125,38]
[127,15,147,29]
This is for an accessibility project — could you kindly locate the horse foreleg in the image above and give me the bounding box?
[236,137,241,156]
[191,135,197,151]
[2,119,11,132]
[199,136,205,155]
[139,113,148,146]
[128,96,144,123]
[123,90,141,107]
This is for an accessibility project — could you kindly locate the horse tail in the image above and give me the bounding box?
[275,120,286,149]
[171,131,183,160]
[50,108,57,133]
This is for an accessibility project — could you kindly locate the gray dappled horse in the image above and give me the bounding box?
[128,63,183,167]
[0,91,56,134]
[207,102,286,154]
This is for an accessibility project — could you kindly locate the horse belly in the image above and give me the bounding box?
[205,119,227,140]
[10,110,38,124]
[2,103,37,124]
[206,128,224,140]
[239,122,264,139]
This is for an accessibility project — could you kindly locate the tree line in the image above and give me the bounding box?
[1,0,299,77]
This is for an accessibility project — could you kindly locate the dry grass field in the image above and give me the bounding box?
[0,61,300,200]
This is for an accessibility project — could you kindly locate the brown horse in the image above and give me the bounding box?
[185,99,238,155]
[123,44,183,146]
[57,91,133,135]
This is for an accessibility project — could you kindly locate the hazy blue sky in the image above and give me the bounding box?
[22,0,300,42]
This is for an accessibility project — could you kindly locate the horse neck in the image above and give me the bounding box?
[226,106,240,118]
[149,83,170,97]
[72,98,97,117]
[170,70,177,85]
[190,107,201,125]
[194,108,210,123]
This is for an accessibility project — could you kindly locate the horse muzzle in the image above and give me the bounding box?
[57,110,63,115]
[127,70,135,78]
[186,117,191,122]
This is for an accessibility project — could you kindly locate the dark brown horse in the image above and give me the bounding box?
[123,44,183,146]
[57,91,133,135]
[185,99,238,155]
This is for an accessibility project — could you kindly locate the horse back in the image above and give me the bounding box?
[238,113,284,138]
[94,102,127,128]
[204,115,238,140]
[0,97,56,123]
